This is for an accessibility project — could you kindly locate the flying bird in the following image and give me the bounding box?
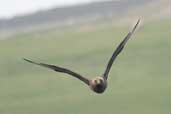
[23,19,140,94]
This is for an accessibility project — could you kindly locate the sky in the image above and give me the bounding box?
[0,0,96,18]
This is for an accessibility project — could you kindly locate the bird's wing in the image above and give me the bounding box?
[23,58,90,85]
[103,19,140,80]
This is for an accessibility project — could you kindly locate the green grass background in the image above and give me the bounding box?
[0,19,171,114]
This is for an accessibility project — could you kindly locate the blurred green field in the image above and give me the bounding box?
[0,19,171,114]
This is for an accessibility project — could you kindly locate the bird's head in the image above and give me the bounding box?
[94,78,103,85]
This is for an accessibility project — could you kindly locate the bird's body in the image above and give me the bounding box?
[89,76,107,93]
[23,19,140,94]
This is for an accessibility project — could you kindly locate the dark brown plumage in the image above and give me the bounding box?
[23,19,140,94]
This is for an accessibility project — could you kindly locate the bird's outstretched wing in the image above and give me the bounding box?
[23,58,90,85]
[103,19,140,80]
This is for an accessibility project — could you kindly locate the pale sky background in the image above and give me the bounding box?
[0,0,99,18]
